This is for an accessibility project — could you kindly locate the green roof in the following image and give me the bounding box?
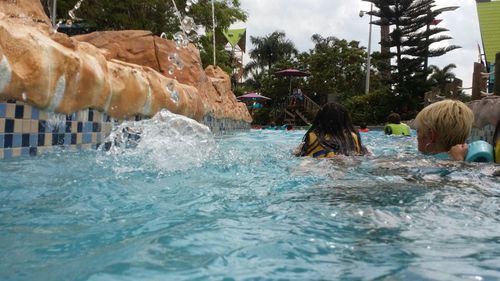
[477,1,500,63]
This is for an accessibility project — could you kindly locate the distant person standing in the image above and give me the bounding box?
[290,89,297,107]
[290,88,303,107]
[384,113,411,136]
[296,88,304,107]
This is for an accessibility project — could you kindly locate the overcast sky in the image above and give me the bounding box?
[231,0,483,90]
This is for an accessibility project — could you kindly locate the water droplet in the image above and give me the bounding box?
[66,19,73,27]
[185,6,191,13]
[168,65,175,75]
[175,60,184,70]
[195,25,205,35]
[174,31,187,49]
[160,32,167,39]
[181,16,195,33]
[68,0,84,21]
[168,53,178,62]
[22,93,27,101]
[191,0,198,4]
[188,34,199,42]
[171,91,179,104]
[166,81,175,92]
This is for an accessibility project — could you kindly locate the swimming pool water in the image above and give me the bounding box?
[1,117,499,280]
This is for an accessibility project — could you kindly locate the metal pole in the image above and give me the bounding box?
[365,3,373,95]
[212,0,216,66]
[51,0,57,27]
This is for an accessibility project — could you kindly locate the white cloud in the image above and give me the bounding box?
[232,0,483,89]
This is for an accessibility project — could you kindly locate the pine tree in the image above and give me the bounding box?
[363,0,460,109]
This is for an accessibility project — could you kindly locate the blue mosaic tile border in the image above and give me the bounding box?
[203,115,251,134]
[0,100,250,159]
[469,124,496,145]
[0,100,114,159]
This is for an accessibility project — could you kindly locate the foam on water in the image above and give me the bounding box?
[101,109,215,173]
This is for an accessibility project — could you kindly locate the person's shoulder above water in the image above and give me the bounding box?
[295,102,367,158]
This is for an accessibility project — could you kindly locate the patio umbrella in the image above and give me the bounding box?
[237,92,271,100]
[237,92,270,114]
[275,68,310,94]
[275,68,310,77]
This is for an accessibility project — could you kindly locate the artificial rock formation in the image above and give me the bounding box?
[0,0,251,123]
[73,30,249,121]
[468,95,500,129]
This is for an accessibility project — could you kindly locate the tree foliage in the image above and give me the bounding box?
[428,63,456,95]
[50,0,247,71]
[364,0,460,108]
[247,31,298,76]
[305,35,366,104]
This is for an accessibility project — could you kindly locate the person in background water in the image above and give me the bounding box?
[359,122,369,133]
[295,102,367,158]
[384,113,411,136]
[415,99,476,161]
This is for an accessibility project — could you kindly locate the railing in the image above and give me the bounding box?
[294,109,311,126]
[302,94,321,118]
[276,93,321,125]
[284,109,295,118]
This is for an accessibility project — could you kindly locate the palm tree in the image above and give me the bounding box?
[243,63,265,91]
[248,31,298,75]
[428,63,456,96]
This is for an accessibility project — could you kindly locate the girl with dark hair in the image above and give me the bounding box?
[295,102,367,158]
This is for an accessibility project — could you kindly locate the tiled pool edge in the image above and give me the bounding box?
[470,124,496,145]
[0,101,250,159]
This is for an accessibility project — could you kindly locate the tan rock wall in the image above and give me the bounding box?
[0,0,50,25]
[467,96,500,129]
[73,30,251,122]
[0,0,251,124]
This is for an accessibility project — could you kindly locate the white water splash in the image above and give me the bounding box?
[102,109,215,173]
[68,0,85,21]
[47,75,67,112]
[46,111,67,130]
[0,55,12,93]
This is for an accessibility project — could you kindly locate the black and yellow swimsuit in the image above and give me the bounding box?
[303,132,362,158]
